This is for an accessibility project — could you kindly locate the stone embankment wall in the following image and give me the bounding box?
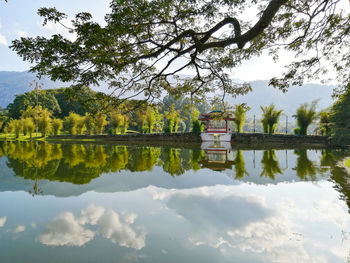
[48,132,331,146]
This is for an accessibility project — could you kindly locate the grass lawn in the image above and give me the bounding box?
[345,157,350,169]
[0,133,43,141]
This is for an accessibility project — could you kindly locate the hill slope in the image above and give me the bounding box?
[0,71,66,108]
[0,71,336,115]
[229,80,335,116]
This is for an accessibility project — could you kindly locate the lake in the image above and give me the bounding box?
[0,141,350,262]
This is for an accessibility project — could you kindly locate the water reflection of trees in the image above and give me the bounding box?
[0,142,208,183]
[293,149,317,180]
[260,150,282,179]
[325,149,350,213]
[2,141,349,191]
[233,150,248,179]
[161,148,184,176]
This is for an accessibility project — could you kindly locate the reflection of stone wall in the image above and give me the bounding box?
[49,133,331,146]
[49,133,202,142]
[232,133,331,146]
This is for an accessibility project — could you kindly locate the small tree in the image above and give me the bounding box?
[164,106,181,133]
[22,118,35,138]
[84,113,95,135]
[233,103,250,133]
[293,101,318,136]
[8,119,22,138]
[0,113,7,132]
[145,106,162,133]
[94,114,108,134]
[319,110,331,136]
[261,104,283,134]
[37,109,52,136]
[136,109,148,133]
[64,112,82,135]
[110,111,126,134]
[52,118,63,135]
[76,115,86,135]
[192,120,202,134]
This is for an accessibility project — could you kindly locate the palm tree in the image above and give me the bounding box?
[233,103,250,133]
[293,101,318,135]
[260,104,283,134]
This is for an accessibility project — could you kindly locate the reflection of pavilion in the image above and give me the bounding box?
[199,111,235,142]
[200,141,234,171]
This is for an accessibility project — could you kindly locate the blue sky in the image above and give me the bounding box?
[0,0,304,81]
[0,0,348,81]
[0,0,110,71]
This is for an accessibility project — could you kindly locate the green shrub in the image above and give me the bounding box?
[192,120,202,134]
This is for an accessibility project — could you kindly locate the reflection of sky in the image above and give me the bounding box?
[1,179,350,262]
[38,204,145,249]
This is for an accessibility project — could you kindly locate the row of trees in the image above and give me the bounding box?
[232,101,328,136]
[0,83,335,137]
[0,97,330,137]
[0,99,205,137]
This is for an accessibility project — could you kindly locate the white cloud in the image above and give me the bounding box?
[98,209,146,250]
[313,199,348,228]
[38,212,95,247]
[38,205,146,250]
[16,30,27,38]
[164,189,342,262]
[78,204,105,225]
[0,216,7,227]
[0,23,7,46]
[13,225,26,233]
[43,18,77,42]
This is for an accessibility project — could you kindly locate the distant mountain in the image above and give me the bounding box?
[229,80,336,116]
[0,71,67,108]
[0,71,336,115]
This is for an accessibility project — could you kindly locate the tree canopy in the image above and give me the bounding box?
[10,0,350,104]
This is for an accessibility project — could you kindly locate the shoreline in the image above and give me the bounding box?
[0,132,341,148]
[45,132,337,148]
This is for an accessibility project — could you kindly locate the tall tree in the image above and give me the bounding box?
[11,1,350,104]
[330,86,350,144]
[7,91,61,119]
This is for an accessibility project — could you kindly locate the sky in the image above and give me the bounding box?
[0,0,110,71]
[0,0,349,82]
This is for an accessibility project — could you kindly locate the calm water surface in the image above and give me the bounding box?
[1,141,350,262]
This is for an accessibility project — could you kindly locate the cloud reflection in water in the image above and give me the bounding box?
[38,204,146,250]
